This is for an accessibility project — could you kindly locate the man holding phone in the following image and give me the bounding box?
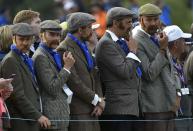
[133,3,178,131]
[0,23,51,131]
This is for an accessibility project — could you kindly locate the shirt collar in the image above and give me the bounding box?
[106,30,119,42]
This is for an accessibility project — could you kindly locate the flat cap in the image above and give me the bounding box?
[106,7,134,26]
[11,23,34,36]
[67,12,96,32]
[139,3,162,16]
[40,20,62,32]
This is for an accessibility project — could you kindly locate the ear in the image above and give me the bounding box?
[39,33,43,39]
[12,36,16,44]
[140,17,145,27]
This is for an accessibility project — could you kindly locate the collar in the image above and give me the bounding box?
[106,30,119,42]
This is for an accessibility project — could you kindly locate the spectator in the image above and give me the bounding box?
[13,10,41,57]
[90,2,106,38]
[0,78,13,131]
[0,7,10,26]
[95,7,141,131]
[57,12,104,131]
[33,20,75,131]
[0,25,12,61]
[154,0,172,26]
[164,25,193,131]
[0,23,51,131]
[134,3,177,131]
[128,0,139,16]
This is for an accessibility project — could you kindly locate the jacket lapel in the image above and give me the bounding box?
[11,51,39,92]
[105,32,127,57]
[66,36,88,66]
[136,30,159,54]
[39,47,58,69]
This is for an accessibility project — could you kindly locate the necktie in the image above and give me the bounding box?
[116,39,130,55]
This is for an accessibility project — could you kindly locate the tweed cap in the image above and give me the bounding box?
[67,12,96,32]
[139,3,162,16]
[106,7,134,26]
[40,20,62,32]
[11,23,34,36]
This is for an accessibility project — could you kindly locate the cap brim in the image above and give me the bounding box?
[184,38,193,45]
[182,33,192,39]
[42,29,62,33]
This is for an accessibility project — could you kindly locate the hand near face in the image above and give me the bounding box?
[158,32,168,50]
[0,78,13,89]
[126,35,138,54]
[1,84,13,100]
[63,52,75,71]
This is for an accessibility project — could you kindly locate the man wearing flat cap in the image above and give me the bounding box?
[0,23,51,131]
[133,3,178,131]
[33,20,75,131]
[95,7,141,131]
[13,9,42,57]
[56,12,104,131]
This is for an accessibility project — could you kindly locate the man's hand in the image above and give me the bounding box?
[38,115,51,128]
[63,52,75,71]
[126,36,138,54]
[0,78,13,89]
[91,106,103,117]
[1,84,13,100]
[91,98,105,117]
[171,96,181,112]
[158,32,168,50]
[98,98,105,111]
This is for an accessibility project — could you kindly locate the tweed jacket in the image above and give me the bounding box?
[134,29,177,113]
[95,32,141,116]
[0,50,42,131]
[33,46,70,129]
[56,35,103,115]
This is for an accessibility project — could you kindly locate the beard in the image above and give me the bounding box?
[141,20,158,35]
[47,39,60,49]
[147,26,158,35]
[118,22,131,39]
[81,33,93,42]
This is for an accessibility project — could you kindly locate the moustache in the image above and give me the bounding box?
[149,26,158,30]
[48,39,60,46]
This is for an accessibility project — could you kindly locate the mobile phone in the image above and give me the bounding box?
[8,74,16,79]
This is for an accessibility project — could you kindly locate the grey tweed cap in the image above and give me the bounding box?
[106,7,134,26]
[11,23,34,36]
[67,12,96,32]
[40,20,62,32]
